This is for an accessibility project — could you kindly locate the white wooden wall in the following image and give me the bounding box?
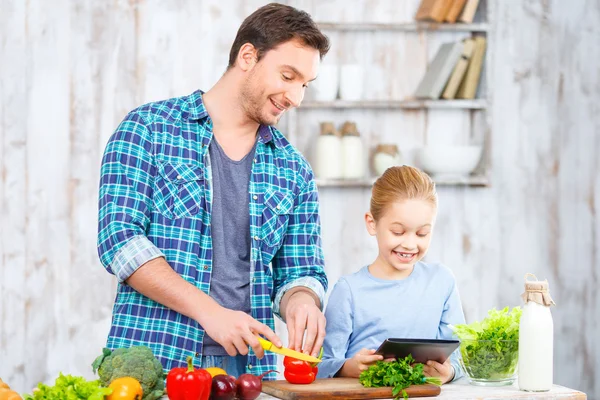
[1,0,598,397]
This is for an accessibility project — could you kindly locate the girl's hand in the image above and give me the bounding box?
[423,359,455,384]
[338,348,383,378]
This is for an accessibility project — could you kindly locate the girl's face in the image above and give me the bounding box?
[365,198,437,279]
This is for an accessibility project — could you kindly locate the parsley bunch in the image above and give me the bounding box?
[359,355,442,399]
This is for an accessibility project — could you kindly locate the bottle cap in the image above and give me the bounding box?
[375,144,399,156]
[320,122,339,136]
[521,273,555,306]
[340,121,359,136]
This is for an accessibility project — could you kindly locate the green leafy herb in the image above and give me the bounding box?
[452,306,522,380]
[24,373,112,400]
[359,355,441,400]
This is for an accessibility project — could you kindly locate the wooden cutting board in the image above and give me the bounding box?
[262,378,441,399]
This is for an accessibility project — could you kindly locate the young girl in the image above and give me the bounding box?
[318,166,465,383]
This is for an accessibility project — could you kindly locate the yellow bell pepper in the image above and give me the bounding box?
[106,377,143,400]
[0,379,22,400]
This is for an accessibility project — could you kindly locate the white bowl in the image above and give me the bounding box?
[417,145,483,178]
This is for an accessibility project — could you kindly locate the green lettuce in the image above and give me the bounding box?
[24,373,112,400]
[452,306,522,380]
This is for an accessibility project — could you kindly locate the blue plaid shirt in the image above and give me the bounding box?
[98,90,327,376]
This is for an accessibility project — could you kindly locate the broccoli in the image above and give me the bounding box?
[92,346,165,400]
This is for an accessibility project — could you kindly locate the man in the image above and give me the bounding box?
[97,3,330,378]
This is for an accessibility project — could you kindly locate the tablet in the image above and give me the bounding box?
[375,338,460,364]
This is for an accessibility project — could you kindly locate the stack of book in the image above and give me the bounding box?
[414,36,486,100]
[415,0,480,24]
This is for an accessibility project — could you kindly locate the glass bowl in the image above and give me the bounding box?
[458,339,519,386]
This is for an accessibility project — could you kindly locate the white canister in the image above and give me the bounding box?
[518,273,555,392]
[313,64,338,101]
[339,64,364,101]
[340,121,365,179]
[315,122,343,179]
[373,144,403,176]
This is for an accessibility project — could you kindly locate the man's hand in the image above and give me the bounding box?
[282,289,325,357]
[338,349,383,378]
[201,305,282,358]
[423,359,455,384]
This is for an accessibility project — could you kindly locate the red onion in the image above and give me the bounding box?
[236,370,277,400]
[210,374,237,400]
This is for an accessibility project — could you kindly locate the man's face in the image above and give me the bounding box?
[240,39,320,126]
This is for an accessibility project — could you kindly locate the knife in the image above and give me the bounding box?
[257,337,321,363]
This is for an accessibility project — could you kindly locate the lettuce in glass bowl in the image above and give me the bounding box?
[452,307,522,386]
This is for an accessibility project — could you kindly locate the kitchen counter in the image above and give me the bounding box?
[257,378,587,399]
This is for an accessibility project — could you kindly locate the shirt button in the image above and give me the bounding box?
[203,265,209,270]
[253,195,258,200]
[248,364,252,369]
[195,352,200,357]
[177,175,183,180]
[254,236,259,241]
[276,205,281,210]
[254,158,257,163]
[252,277,256,283]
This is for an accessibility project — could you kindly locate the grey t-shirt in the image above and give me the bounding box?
[202,137,257,355]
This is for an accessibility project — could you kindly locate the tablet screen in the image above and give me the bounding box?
[375,338,460,364]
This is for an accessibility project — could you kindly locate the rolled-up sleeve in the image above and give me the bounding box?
[272,176,327,318]
[97,111,164,282]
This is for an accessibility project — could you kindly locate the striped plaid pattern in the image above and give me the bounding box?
[98,90,327,376]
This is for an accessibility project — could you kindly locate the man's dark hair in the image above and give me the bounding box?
[228,3,330,68]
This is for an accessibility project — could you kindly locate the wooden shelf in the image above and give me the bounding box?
[300,99,487,110]
[317,22,489,33]
[316,175,489,188]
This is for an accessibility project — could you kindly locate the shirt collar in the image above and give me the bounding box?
[184,90,274,144]
[183,90,209,121]
[257,124,274,144]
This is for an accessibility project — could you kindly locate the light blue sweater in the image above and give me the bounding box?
[318,262,465,381]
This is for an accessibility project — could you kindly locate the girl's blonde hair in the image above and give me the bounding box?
[370,166,438,221]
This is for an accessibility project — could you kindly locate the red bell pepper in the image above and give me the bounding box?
[283,356,318,385]
[166,356,212,400]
